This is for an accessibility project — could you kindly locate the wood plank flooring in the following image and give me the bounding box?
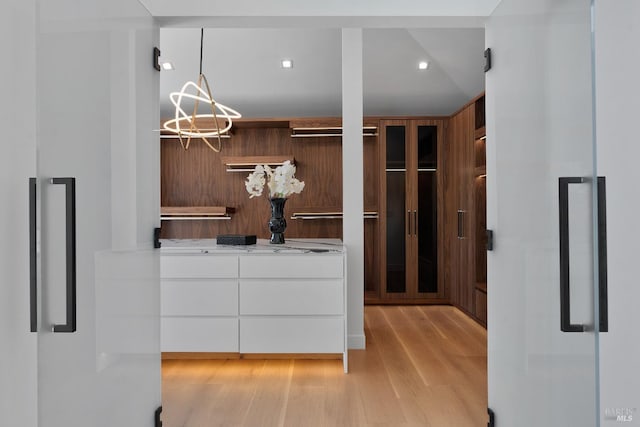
[162,305,487,427]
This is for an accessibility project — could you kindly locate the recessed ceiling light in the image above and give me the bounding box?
[418,61,429,70]
[281,59,293,69]
[161,62,175,71]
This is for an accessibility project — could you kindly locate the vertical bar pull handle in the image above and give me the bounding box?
[457,210,463,239]
[597,177,608,332]
[29,178,37,332]
[50,177,77,333]
[558,177,585,332]
[407,210,411,235]
[413,210,417,236]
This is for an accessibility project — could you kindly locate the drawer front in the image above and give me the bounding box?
[161,317,238,352]
[240,317,344,353]
[239,254,343,279]
[161,279,238,316]
[161,255,238,279]
[240,279,343,315]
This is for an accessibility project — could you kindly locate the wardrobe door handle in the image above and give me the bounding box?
[457,210,466,239]
[597,177,608,332]
[558,177,586,333]
[407,210,411,235]
[50,178,77,333]
[413,210,417,236]
[29,178,37,332]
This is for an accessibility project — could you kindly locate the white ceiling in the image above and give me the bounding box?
[159,27,486,119]
[141,0,501,18]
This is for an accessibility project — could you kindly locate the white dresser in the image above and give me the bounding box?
[160,239,348,372]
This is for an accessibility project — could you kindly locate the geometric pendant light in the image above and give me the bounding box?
[162,29,241,152]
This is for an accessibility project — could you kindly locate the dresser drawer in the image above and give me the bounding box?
[161,255,238,279]
[239,279,343,315]
[161,279,238,316]
[161,317,238,352]
[239,254,343,279]
[240,317,344,353]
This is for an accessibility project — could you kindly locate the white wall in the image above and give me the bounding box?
[595,1,640,423]
[0,2,37,426]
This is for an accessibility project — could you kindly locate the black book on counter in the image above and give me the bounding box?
[216,234,257,245]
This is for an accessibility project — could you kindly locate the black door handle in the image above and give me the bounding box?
[50,178,77,333]
[597,177,608,332]
[29,178,37,332]
[558,176,608,333]
[558,177,586,332]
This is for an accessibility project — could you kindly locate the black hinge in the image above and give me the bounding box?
[484,48,492,72]
[487,229,494,251]
[153,47,161,72]
[488,408,495,427]
[155,406,162,427]
[154,227,162,249]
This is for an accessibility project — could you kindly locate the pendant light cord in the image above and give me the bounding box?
[199,28,204,75]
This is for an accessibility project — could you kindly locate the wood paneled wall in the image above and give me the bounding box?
[160,124,347,240]
[160,119,381,237]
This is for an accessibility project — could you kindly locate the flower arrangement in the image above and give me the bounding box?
[245,160,305,199]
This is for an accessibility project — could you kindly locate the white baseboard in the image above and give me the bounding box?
[348,334,366,350]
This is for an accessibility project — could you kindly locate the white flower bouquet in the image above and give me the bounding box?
[245,160,305,199]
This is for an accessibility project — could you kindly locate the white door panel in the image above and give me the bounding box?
[487,0,599,425]
[34,0,161,426]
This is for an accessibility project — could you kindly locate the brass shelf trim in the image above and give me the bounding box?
[160,206,235,220]
[291,126,378,138]
[222,155,295,172]
[161,216,231,221]
[291,211,379,220]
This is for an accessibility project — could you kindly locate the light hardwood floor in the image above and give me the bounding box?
[162,305,487,427]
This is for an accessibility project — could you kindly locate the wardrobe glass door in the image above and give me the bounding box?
[416,124,438,294]
[487,0,601,425]
[385,125,407,294]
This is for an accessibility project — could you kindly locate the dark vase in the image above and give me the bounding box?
[268,197,287,244]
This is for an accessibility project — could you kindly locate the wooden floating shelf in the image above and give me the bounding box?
[474,126,486,140]
[475,166,487,177]
[221,155,295,172]
[291,126,378,138]
[229,119,290,129]
[291,211,379,220]
[161,206,235,220]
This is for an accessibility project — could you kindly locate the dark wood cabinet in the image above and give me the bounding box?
[376,119,446,302]
[445,94,487,326]
[446,105,475,313]
[473,96,487,326]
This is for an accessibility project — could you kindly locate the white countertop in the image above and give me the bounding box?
[160,238,345,254]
